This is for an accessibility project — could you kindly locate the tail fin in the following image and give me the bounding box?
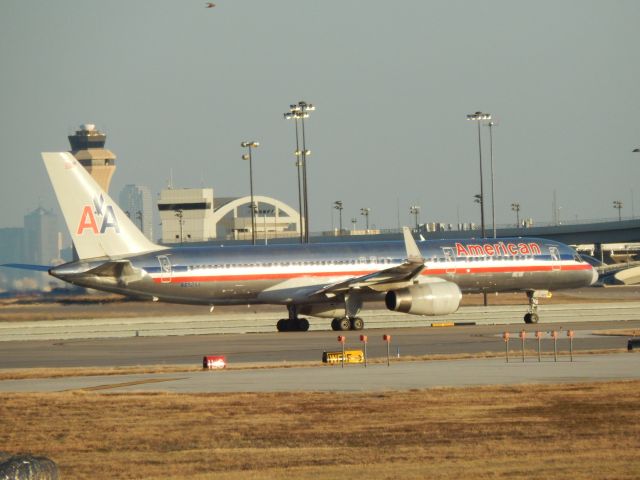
[42,152,164,260]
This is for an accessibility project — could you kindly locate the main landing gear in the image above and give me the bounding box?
[277,294,366,332]
[524,290,543,324]
[330,317,364,331]
[330,293,365,331]
[276,305,310,332]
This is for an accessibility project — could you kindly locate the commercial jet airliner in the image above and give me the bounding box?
[3,152,598,332]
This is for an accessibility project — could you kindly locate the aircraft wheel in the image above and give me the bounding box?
[350,317,364,331]
[529,313,539,324]
[277,319,287,332]
[297,318,310,332]
[338,317,351,331]
[331,318,340,331]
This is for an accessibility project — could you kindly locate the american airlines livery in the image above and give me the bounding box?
[6,152,598,331]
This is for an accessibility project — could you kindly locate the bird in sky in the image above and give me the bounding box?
[205,2,215,7]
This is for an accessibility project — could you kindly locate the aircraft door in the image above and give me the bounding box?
[442,247,457,274]
[157,255,172,283]
[549,246,561,271]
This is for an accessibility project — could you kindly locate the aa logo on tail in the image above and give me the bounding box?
[76,195,120,235]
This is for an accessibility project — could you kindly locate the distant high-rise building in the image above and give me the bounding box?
[68,124,116,193]
[119,184,154,241]
[23,207,60,265]
[0,228,25,290]
[0,228,25,265]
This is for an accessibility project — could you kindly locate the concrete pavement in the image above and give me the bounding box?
[0,353,638,393]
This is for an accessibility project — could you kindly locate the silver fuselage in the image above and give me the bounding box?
[50,237,597,306]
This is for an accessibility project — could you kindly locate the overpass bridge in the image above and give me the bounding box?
[171,219,640,251]
[420,219,640,245]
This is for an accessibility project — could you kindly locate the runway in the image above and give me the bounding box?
[0,319,638,370]
[0,353,638,393]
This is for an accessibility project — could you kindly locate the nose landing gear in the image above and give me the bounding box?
[524,290,548,324]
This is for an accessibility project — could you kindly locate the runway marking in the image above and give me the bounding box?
[62,377,188,392]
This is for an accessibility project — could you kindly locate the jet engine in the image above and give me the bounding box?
[385,281,462,316]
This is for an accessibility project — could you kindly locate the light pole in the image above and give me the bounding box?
[633,149,639,218]
[175,209,184,244]
[511,202,521,228]
[284,105,304,244]
[467,111,492,238]
[241,141,259,245]
[487,120,497,238]
[294,158,303,243]
[334,201,343,234]
[409,205,420,230]
[613,200,623,221]
[360,207,371,231]
[351,217,357,231]
[284,101,315,243]
[473,194,483,230]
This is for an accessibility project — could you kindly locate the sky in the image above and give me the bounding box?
[1,0,639,236]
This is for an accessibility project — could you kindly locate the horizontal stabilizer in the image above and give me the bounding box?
[84,260,140,278]
[0,263,51,272]
[49,260,144,286]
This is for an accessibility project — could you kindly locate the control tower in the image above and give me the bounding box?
[68,124,116,193]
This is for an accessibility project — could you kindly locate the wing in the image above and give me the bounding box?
[312,227,425,296]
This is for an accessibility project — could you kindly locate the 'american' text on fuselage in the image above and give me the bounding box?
[454,242,542,258]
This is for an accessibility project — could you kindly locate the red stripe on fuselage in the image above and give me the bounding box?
[152,270,372,283]
[150,263,593,284]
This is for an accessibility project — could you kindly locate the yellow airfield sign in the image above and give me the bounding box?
[322,350,365,364]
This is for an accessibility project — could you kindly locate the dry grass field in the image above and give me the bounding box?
[1,381,639,479]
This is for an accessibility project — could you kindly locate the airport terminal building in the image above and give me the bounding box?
[158,187,301,243]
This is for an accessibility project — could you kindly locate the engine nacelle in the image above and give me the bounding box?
[385,282,462,316]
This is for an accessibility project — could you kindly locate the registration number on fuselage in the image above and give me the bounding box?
[180,282,201,288]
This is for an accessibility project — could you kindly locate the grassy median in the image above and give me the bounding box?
[1,381,639,479]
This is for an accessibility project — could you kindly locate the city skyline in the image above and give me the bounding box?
[1,1,639,232]
[119,184,154,241]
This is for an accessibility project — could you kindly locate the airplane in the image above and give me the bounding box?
[3,152,598,332]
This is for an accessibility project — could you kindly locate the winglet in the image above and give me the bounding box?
[402,227,423,262]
